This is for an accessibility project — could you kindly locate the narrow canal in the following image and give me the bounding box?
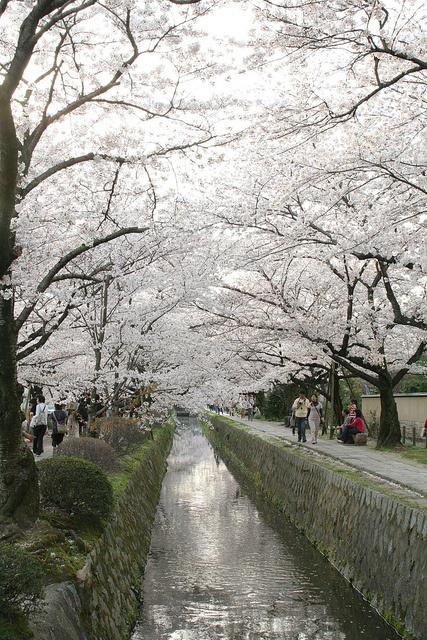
[132,420,400,640]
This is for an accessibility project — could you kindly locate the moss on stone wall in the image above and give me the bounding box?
[29,419,175,640]
[78,419,175,640]
[203,415,426,640]
[108,422,173,499]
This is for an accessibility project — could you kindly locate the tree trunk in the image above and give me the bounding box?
[0,96,38,538]
[0,309,39,538]
[323,364,342,434]
[377,379,401,448]
[332,366,343,425]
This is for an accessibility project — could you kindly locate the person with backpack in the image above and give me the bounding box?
[51,403,68,448]
[32,395,48,456]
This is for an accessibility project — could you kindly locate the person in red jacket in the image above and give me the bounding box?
[338,408,364,444]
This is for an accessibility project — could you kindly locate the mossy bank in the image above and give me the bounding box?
[204,414,426,640]
[30,420,175,640]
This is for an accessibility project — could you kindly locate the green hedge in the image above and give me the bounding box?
[56,437,118,471]
[38,456,113,521]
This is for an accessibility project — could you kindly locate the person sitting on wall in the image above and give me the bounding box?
[22,414,33,444]
[338,408,364,444]
[336,409,352,440]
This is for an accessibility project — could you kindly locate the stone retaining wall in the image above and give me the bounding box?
[31,421,174,640]
[206,416,427,640]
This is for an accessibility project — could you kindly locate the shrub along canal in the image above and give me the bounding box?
[132,419,400,640]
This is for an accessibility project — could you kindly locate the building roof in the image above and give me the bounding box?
[361,393,427,398]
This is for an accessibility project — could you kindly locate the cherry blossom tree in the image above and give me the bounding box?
[1,0,425,536]
[0,0,220,536]
[179,0,426,447]
[190,148,426,446]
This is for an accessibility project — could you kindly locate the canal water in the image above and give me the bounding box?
[132,420,400,640]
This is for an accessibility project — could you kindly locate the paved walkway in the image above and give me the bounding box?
[225,415,427,497]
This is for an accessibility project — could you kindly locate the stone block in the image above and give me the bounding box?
[208,417,427,640]
[354,432,367,445]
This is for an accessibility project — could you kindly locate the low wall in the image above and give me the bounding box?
[31,421,175,640]
[362,394,427,437]
[206,415,427,640]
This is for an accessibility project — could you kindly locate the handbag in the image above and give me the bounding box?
[53,413,67,434]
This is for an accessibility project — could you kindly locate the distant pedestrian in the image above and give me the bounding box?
[336,409,351,440]
[67,402,80,438]
[289,409,296,434]
[77,395,88,436]
[22,416,33,445]
[51,403,67,448]
[247,398,255,421]
[292,392,310,443]
[32,395,48,456]
[308,394,323,444]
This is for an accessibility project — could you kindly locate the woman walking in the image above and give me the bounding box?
[32,395,48,456]
[308,394,323,444]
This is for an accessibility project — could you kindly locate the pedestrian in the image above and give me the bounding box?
[66,402,80,438]
[94,394,105,418]
[247,398,254,421]
[308,394,323,444]
[423,418,427,438]
[32,395,49,456]
[289,409,296,434]
[51,403,67,449]
[338,408,365,444]
[291,392,310,443]
[22,415,33,445]
[77,395,88,436]
[336,409,352,440]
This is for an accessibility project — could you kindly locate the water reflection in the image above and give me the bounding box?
[132,420,399,640]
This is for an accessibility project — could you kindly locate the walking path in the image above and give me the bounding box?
[225,415,427,497]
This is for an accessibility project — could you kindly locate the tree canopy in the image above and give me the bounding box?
[0,0,426,532]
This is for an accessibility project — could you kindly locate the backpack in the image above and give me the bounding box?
[34,404,48,426]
